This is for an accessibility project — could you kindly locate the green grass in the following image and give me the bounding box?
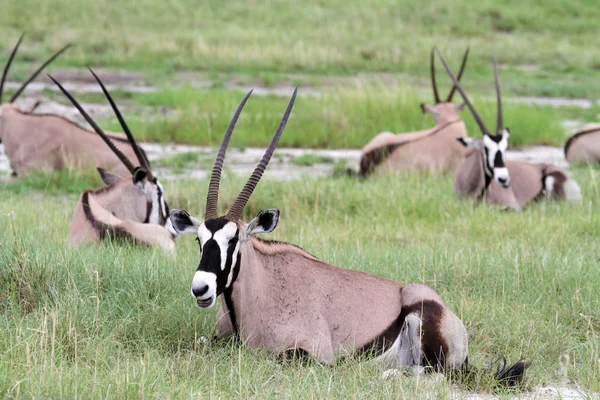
[290,154,335,166]
[2,0,600,98]
[1,166,600,397]
[95,85,568,148]
[153,152,214,170]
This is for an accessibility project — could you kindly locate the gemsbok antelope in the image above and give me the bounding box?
[358,48,470,176]
[435,49,581,210]
[0,35,146,177]
[169,88,527,386]
[49,72,176,252]
[564,124,600,165]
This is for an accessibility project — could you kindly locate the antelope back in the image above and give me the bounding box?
[0,105,140,176]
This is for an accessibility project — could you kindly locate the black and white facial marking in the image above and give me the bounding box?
[169,208,279,309]
[458,129,510,188]
[132,168,170,227]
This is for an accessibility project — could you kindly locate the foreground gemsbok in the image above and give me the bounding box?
[435,49,581,210]
[49,72,176,252]
[564,124,600,165]
[358,48,470,176]
[0,35,145,177]
[169,88,527,386]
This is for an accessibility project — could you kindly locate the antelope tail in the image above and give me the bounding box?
[562,178,582,204]
[450,357,530,389]
[542,169,582,204]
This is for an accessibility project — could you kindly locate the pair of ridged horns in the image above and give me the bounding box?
[430,46,470,104]
[48,70,153,179]
[0,33,71,105]
[205,87,297,222]
[435,47,503,136]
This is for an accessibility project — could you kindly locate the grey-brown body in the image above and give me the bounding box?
[214,236,468,367]
[358,48,470,176]
[0,104,142,177]
[69,171,175,252]
[565,124,600,165]
[359,108,467,176]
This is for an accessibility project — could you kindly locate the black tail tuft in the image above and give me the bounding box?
[493,357,530,388]
[450,356,530,391]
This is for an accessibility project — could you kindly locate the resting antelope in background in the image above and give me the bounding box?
[0,34,147,177]
[169,88,527,387]
[564,124,600,165]
[49,72,176,252]
[435,49,581,210]
[358,48,470,176]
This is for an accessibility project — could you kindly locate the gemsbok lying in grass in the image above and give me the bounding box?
[564,124,600,165]
[358,48,470,176]
[169,88,527,387]
[435,49,581,210]
[0,34,146,177]
[49,71,176,252]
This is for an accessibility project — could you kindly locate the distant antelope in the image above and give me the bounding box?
[564,124,600,165]
[0,34,145,177]
[435,49,581,210]
[169,88,527,386]
[358,48,470,176]
[49,72,176,252]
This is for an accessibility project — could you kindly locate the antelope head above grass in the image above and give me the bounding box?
[358,48,470,176]
[49,71,176,252]
[436,48,581,209]
[169,88,527,387]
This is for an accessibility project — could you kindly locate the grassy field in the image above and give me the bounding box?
[1,1,600,398]
[2,0,600,98]
[1,166,599,398]
[20,83,584,149]
[2,1,600,149]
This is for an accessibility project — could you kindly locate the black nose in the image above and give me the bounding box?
[498,177,507,185]
[192,285,209,297]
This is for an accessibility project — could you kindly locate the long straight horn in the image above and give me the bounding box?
[434,47,490,135]
[48,74,136,173]
[205,89,253,220]
[446,46,470,101]
[9,43,72,103]
[226,87,297,221]
[0,33,25,104]
[88,68,152,179]
[492,53,503,134]
[430,48,440,104]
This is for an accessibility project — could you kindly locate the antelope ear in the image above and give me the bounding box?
[456,137,476,148]
[132,167,148,185]
[169,209,202,235]
[245,209,279,241]
[420,103,433,114]
[97,167,122,186]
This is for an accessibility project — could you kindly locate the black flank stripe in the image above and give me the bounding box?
[357,300,449,371]
[82,191,141,244]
